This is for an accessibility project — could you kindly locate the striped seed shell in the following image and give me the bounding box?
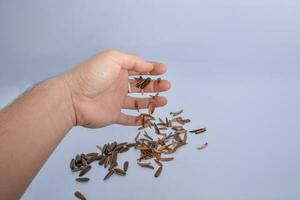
[79,165,91,177]
[74,191,86,200]
[154,166,163,177]
[113,168,126,176]
[103,170,114,180]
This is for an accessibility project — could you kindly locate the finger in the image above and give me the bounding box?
[128,61,167,76]
[105,50,154,73]
[128,79,171,93]
[116,113,140,126]
[122,96,168,110]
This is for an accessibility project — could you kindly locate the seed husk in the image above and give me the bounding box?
[102,144,108,154]
[86,152,98,157]
[127,143,136,148]
[108,162,118,171]
[104,155,110,168]
[75,154,81,164]
[103,170,114,180]
[72,166,84,172]
[113,168,126,176]
[119,146,130,153]
[170,109,183,117]
[98,155,106,165]
[70,158,75,170]
[148,102,155,115]
[153,123,160,135]
[159,157,174,162]
[123,161,129,172]
[96,145,102,152]
[183,133,187,143]
[137,162,154,169]
[154,166,163,177]
[112,151,118,164]
[189,128,206,134]
[79,165,91,177]
[154,159,163,167]
[74,191,86,200]
[197,142,208,150]
[76,177,90,183]
[174,134,182,142]
[140,77,151,89]
[110,142,117,151]
[81,158,88,166]
[143,131,153,141]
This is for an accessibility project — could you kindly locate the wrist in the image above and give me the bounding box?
[39,76,77,127]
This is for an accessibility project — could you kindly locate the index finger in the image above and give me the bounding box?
[129,61,167,76]
[105,50,155,73]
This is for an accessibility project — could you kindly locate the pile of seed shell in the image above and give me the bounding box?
[70,76,208,200]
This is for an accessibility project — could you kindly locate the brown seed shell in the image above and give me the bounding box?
[137,162,154,169]
[189,128,206,134]
[154,159,163,167]
[170,109,183,117]
[103,170,114,180]
[140,77,151,89]
[79,165,91,177]
[160,157,174,162]
[74,191,86,200]
[154,166,163,177]
[114,168,126,176]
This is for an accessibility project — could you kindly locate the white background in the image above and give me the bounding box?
[0,0,300,199]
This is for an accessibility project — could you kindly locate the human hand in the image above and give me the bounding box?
[64,50,171,128]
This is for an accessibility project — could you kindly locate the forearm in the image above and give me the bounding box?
[0,76,75,200]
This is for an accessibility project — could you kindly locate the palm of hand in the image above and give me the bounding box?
[70,65,129,128]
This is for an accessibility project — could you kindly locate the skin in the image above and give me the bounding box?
[0,50,171,200]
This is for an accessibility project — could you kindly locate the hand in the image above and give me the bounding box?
[64,50,171,128]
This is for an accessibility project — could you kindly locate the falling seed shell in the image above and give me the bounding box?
[170,109,183,117]
[154,166,163,178]
[189,128,206,134]
[74,191,86,200]
[197,142,208,150]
